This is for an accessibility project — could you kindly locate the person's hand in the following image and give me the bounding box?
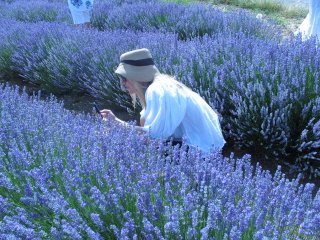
[100,109,116,121]
[100,109,128,126]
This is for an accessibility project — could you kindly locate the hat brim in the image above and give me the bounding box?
[115,63,159,83]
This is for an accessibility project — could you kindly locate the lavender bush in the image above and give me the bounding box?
[0,84,319,238]
[0,19,140,109]
[92,2,280,40]
[1,18,320,169]
[208,35,320,173]
[0,0,158,25]
[0,0,71,23]
[1,0,279,41]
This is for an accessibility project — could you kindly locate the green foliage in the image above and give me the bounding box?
[282,6,308,18]
[164,0,194,4]
[194,0,307,19]
[204,0,284,12]
[0,46,14,78]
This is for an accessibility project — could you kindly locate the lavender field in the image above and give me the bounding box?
[0,0,320,239]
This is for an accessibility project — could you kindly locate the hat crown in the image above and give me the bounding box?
[115,48,160,83]
[120,48,152,61]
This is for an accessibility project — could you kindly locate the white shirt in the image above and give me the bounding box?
[68,0,94,12]
[141,78,225,153]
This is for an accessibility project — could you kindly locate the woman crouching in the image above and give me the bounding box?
[100,48,225,154]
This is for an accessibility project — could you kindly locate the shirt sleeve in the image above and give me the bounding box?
[142,83,187,139]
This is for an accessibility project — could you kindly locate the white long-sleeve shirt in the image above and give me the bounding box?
[141,77,225,153]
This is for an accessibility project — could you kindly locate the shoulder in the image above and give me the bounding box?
[145,79,165,99]
[146,74,191,101]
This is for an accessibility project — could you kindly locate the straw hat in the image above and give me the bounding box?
[115,48,160,83]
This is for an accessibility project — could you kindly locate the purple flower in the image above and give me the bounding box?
[90,213,104,230]
[0,7,320,237]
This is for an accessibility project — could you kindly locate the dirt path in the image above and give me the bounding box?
[277,0,308,7]
[212,1,308,36]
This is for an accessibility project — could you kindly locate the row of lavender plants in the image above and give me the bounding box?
[1,17,320,173]
[0,0,155,26]
[0,84,319,238]
[90,1,279,40]
[0,0,279,40]
[0,0,71,23]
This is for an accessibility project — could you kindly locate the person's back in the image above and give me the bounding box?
[183,89,225,152]
[142,75,225,153]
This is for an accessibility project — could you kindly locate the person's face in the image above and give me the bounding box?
[119,75,137,94]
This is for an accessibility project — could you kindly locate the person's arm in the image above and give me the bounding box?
[100,109,145,133]
[140,117,145,127]
[99,109,125,124]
